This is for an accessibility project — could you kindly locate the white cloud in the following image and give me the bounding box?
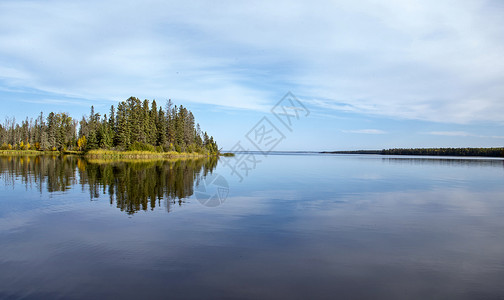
[19,98,94,107]
[425,131,504,139]
[427,131,473,137]
[342,129,387,134]
[0,0,503,124]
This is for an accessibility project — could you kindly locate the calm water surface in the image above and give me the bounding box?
[1,154,504,299]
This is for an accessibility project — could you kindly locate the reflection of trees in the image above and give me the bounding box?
[79,158,218,214]
[0,155,218,214]
[0,155,79,193]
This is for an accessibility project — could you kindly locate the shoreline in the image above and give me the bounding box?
[3,148,502,158]
[0,149,224,160]
[321,147,504,158]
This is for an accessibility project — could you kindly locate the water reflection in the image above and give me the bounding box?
[0,155,79,193]
[0,155,218,214]
[382,156,504,168]
[1,154,504,299]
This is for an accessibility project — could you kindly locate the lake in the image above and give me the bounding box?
[1,154,504,299]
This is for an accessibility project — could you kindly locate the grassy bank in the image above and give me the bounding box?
[0,149,222,160]
[83,149,215,160]
[0,150,60,156]
[220,152,235,157]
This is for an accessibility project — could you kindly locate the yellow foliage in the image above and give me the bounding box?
[77,136,87,151]
[77,159,86,172]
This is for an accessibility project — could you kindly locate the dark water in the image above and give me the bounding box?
[1,154,504,299]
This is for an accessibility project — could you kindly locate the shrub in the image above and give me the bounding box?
[128,142,156,152]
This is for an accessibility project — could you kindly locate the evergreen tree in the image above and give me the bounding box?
[126,97,141,145]
[99,115,113,149]
[109,105,116,145]
[47,112,56,150]
[1,96,220,154]
[157,108,167,148]
[116,102,129,148]
[148,100,158,145]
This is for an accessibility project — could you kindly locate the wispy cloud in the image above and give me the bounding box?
[0,0,503,125]
[342,129,387,134]
[20,98,93,107]
[427,131,473,137]
[425,131,504,139]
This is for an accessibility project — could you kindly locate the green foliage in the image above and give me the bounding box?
[381,148,504,157]
[86,131,99,151]
[0,97,220,156]
[221,152,235,157]
[128,142,157,152]
[324,148,504,157]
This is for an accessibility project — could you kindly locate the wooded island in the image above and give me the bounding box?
[0,97,219,155]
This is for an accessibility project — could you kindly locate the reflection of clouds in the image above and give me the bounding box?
[190,188,504,299]
[382,157,504,168]
[2,186,504,299]
[374,189,499,216]
[305,189,502,217]
[2,155,504,298]
[0,212,37,234]
[354,174,384,180]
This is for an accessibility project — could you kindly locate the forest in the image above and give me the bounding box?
[0,97,219,154]
[323,148,504,157]
[381,147,504,157]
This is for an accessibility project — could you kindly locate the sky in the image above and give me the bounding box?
[0,0,503,151]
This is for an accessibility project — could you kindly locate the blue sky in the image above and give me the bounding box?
[0,0,503,150]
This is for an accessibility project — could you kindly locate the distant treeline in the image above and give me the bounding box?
[381,148,504,157]
[321,150,382,155]
[0,97,219,154]
[323,148,504,157]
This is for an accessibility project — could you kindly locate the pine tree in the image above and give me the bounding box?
[157,108,167,148]
[195,123,203,149]
[47,112,56,150]
[1,96,220,154]
[109,105,116,146]
[149,100,158,145]
[126,97,141,144]
[116,102,129,148]
[165,99,175,147]
[86,131,99,150]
